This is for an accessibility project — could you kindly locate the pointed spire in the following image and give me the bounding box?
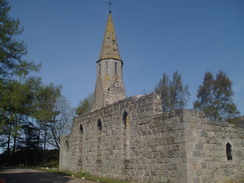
[99,12,121,61]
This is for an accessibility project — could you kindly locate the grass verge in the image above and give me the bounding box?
[36,167,129,183]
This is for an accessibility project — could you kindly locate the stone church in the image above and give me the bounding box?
[59,11,244,183]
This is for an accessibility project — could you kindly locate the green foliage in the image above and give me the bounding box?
[0,77,62,152]
[0,0,71,155]
[32,83,61,122]
[0,77,42,152]
[0,149,59,167]
[0,0,41,153]
[32,83,61,150]
[155,71,190,112]
[19,121,40,150]
[76,94,93,116]
[0,0,40,79]
[194,71,240,122]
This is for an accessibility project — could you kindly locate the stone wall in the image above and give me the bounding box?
[59,93,244,183]
[181,111,244,183]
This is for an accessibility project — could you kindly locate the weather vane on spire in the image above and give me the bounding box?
[109,1,112,13]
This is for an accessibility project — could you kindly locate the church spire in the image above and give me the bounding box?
[93,10,126,111]
[98,11,121,61]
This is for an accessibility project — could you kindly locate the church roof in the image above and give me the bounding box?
[98,12,121,61]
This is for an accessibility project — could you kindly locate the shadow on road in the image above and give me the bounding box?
[0,168,84,183]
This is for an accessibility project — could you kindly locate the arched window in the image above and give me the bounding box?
[123,111,128,129]
[65,140,69,151]
[226,143,232,160]
[97,119,102,132]
[122,111,130,160]
[98,63,101,75]
[115,62,118,75]
[80,124,83,134]
[97,119,102,160]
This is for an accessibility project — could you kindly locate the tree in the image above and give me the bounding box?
[155,71,190,112]
[48,95,74,149]
[76,94,93,116]
[0,77,42,153]
[0,77,64,152]
[0,0,69,156]
[194,71,240,122]
[0,0,40,79]
[32,83,61,150]
[0,0,40,153]
[18,121,40,151]
[154,73,170,112]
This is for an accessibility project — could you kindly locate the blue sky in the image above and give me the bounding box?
[8,0,244,115]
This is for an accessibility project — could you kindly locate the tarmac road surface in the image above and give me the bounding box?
[0,168,95,183]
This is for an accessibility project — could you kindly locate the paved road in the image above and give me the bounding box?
[0,168,95,183]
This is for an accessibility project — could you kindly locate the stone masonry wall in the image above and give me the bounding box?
[59,93,244,183]
[60,93,189,182]
[181,111,244,183]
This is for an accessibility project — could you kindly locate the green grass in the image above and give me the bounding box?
[223,180,244,183]
[36,159,59,168]
[36,167,130,183]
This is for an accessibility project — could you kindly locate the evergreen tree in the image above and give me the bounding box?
[0,0,67,155]
[18,121,40,151]
[193,72,216,119]
[0,0,40,152]
[154,73,170,112]
[194,71,240,122]
[0,77,42,153]
[32,83,61,150]
[76,94,93,116]
[155,71,190,112]
[0,0,40,79]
